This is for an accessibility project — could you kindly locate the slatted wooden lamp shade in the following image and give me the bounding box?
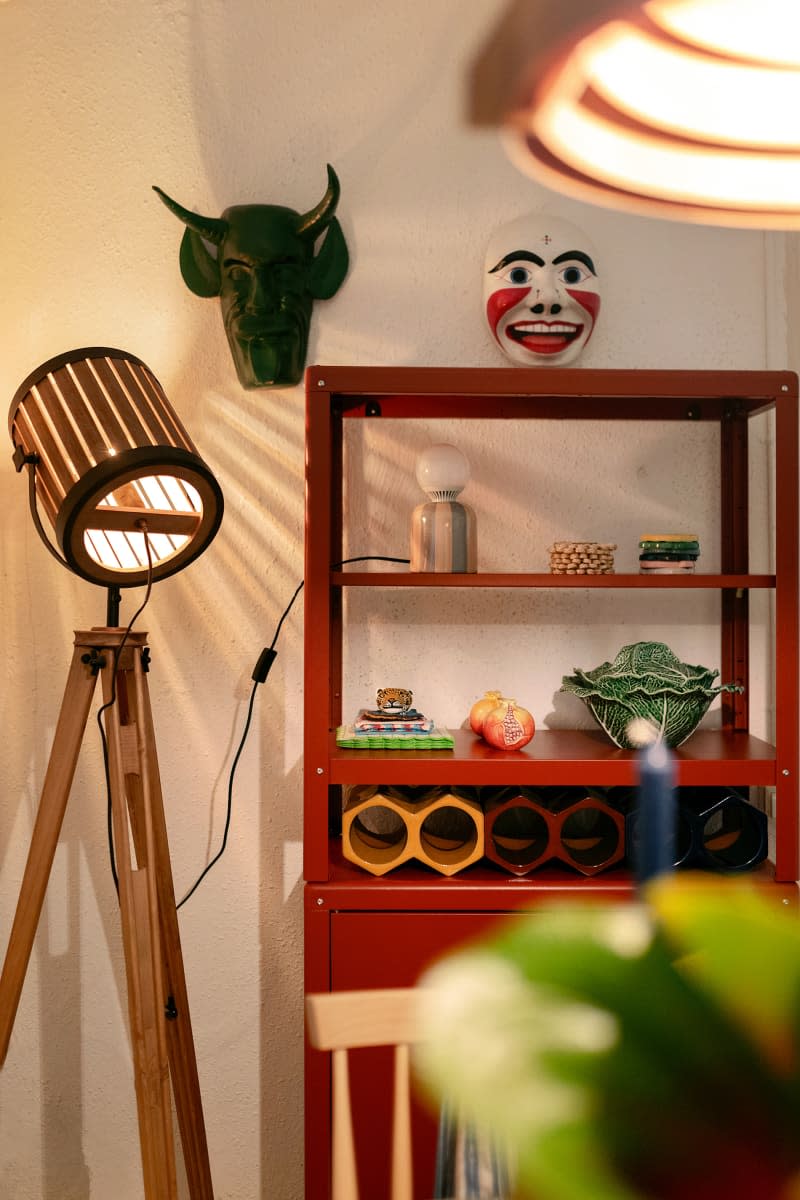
[9,347,223,588]
[470,0,800,229]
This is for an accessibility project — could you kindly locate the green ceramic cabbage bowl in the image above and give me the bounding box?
[560,640,742,749]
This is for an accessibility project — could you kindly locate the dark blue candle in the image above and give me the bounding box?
[636,739,677,886]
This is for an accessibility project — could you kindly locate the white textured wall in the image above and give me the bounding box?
[0,2,789,1197]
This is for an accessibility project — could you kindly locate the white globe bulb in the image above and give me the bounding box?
[415,443,470,500]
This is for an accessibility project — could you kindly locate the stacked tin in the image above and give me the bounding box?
[638,532,700,574]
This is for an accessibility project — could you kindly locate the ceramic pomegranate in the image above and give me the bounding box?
[468,690,504,735]
[482,699,535,750]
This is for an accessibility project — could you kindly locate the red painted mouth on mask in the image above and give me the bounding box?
[505,321,584,354]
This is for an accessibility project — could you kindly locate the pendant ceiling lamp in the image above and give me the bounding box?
[10,347,223,589]
[469,0,800,228]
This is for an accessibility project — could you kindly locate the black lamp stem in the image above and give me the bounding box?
[106,586,122,628]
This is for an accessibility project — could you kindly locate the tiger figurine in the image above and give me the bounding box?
[376,687,413,715]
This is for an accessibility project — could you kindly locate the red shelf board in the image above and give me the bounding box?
[305,849,790,910]
[333,572,775,589]
[310,843,635,908]
[307,364,796,419]
[328,728,777,788]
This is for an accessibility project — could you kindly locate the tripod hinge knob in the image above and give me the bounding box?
[165,995,178,1020]
[81,648,107,675]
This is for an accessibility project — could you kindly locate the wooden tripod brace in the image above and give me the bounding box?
[0,629,214,1199]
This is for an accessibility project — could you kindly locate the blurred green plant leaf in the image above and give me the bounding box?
[648,873,800,1074]
[417,882,800,1199]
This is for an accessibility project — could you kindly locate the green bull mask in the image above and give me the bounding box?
[154,165,349,388]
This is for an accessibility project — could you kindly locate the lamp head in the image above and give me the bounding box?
[470,0,800,229]
[10,347,223,588]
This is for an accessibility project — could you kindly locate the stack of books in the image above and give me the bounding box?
[638,533,700,574]
[336,706,454,750]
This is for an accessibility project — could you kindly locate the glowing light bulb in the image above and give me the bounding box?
[415,443,471,502]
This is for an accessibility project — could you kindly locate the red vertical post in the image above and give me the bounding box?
[719,405,750,731]
[329,410,344,764]
[304,370,335,882]
[304,892,333,1200]
[773,387,799,881]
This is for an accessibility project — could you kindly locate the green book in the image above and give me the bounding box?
[336,725,454,750]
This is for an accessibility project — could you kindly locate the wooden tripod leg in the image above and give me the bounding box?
[116,636,214,1200]
[101,639,178,1200]
[0,638,99,1065]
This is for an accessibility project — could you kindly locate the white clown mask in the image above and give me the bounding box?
[484,214,601,366]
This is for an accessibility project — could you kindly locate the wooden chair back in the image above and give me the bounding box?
[305,987,423,1200]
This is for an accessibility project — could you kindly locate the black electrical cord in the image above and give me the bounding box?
[176,554,410,907]
[176,675,258,909]
[100,531,155,895]
[22,453,70,570]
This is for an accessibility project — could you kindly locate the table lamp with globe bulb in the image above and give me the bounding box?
[409,442,476,572]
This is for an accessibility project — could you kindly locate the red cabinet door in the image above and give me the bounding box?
[306,909,511,1200]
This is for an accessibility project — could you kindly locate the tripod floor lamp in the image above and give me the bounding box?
[2,347,224,1199]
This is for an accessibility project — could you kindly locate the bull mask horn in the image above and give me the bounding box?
[295,164,340,240]
[152,186,228,245]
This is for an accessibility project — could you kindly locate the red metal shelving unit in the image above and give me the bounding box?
[302,366,799,1200]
